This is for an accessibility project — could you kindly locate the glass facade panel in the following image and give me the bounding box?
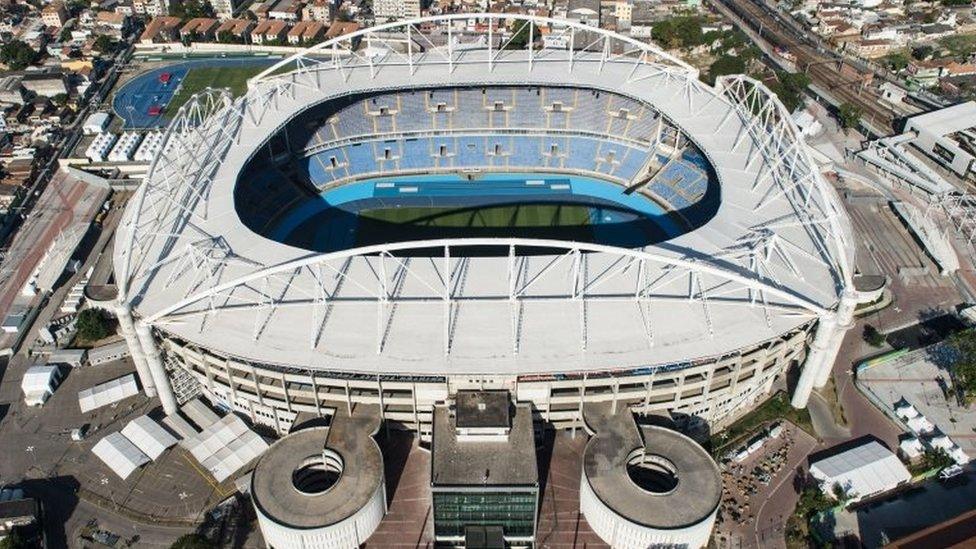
[433,490,537,539]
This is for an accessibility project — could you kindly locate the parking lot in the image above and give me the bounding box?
[858,346,976,455]
[0,356,231,546]
[713,421,819,549]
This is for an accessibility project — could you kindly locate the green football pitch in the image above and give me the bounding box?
[168,65,266,114]
[358,203,594,228]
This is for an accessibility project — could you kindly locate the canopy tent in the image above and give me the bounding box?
[181,398,220,429]
[120,415,178,460]
[78,374,139,413]
[898,437,924,460]
[181,413,269,483]
[92,432,150,479]
[810,441,911,502]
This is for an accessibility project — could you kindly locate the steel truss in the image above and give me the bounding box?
[116,14,853,364]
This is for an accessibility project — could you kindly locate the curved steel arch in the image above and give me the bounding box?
[142,237,829,325]
[248,13,698,85]
[116,88,236,300]
[714,74,855,291]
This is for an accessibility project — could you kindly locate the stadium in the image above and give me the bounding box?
[113,14,860,442]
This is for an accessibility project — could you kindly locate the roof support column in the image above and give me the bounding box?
[135,320,179,415]
[814,289,859,389]
[115,301,156,398]
[791,312,837,409]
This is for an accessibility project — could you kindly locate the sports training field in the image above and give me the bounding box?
[167,65,266,112]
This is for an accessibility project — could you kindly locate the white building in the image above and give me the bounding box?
[85,133,118,163]
[373,0,421,21]
[209,0,238,18]
[810,441,911,503]
[134,131,165,162]
[21,365,62,406]
[902,102,976,179]
[108,132,143,162]
[83,112,111,135]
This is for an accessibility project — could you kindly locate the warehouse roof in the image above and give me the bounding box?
[92,432,151,479]
[120,415,178,460]
[810,441,911,500]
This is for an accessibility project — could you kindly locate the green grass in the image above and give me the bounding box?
[167,65,267,114]
[359,204,593,228]
[709,391,814,456]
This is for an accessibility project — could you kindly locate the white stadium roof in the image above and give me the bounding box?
[180,413,269,483]
[115,14,854,376]
[810,441,910,501]
[120,415,178,460]
[78,374,139,413]
[92,432,151,479]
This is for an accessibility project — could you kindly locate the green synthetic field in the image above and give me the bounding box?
[168,65,266,113]
[352,203,598,247]
[358,203,594,228]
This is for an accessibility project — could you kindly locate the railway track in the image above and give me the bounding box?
[716,0,897,134]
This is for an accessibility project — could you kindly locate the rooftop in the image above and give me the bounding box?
[455,390,510,430]
[250,407,383,528]
[581,404,722,529]
[431,401,537,487]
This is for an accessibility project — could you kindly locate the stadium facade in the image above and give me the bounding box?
[114,14,861,435]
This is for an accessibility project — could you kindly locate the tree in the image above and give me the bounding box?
[652,16,705,50]
[93,35,116,54]
[863,324,886,347]
[170,534,215,549]
[837,102,862,130]
[911,45,934,61]
[76,309,109,342]
[707,55,745,85]
[0,40,37,70]
[944,329,976,403]
[505,20,531,50]
[170,0,214,21]
[0,530,29,549]
[769,71,811,113]
[51,93,69,107]
[882,51,910,72]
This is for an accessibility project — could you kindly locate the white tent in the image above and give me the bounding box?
[120,415,177,460]
[899,437,924,460]
[163,413,199,440]
[20,365,61,406]
[895,402,919,419]
[181,398,220,429]
[810,441,911,502]
[905,415,935,434]
[181,414,269,483]
[78,374,139,413]
[92,432,150,479]
[929,434,955,452]
[948,446,970,465]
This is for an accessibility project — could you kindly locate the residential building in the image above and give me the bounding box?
[373,0,422,22]
[324,20,358,39]
[180,17,220,41]
[267,0,303,21]
[134,0,169,17]
[215,18,253,41]
[41,1,69,29]
[302,0,332,22]
[210,0,238,18]
[287,20,325,44]
[250,19,289,44]
[139,16,182,44]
